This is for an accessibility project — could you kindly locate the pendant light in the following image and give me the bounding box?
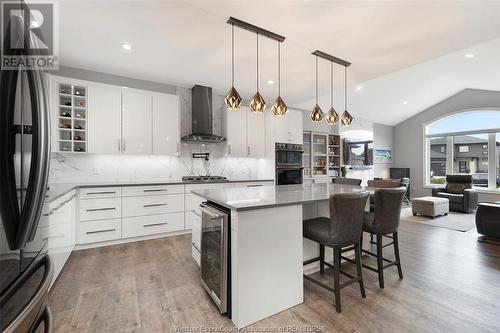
[250,32,266,113]
[225,23,242,110]
[309,55,324,122]
[326,61,339,125]
[272,41,287,116]
[341,66,353,126]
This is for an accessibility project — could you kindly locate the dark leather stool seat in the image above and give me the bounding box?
[303,191,370,313]
[332,178,362,186]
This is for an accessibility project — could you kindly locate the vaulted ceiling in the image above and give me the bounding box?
[58,1,500,125]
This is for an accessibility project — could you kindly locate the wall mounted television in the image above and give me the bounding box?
[344,139,373,166]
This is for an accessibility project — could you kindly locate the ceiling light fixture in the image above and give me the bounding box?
[326,61,339,125]
[225,17,286,114]
[121,43,132,50]
[309,55,324,122]
[224,23,242,110]
[356,85,363,91]
[464,53,475,59]
[403,100,408,105]
[340,66,353,126]
[249,33,266,113]
[272,41,287,116]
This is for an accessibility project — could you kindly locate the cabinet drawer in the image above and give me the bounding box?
[48,223,74,249]
[122,194,184,217]
[184,193,205,214]
[233,181,273,188]
[80,187,121,199]
[122,212,184,238]
[122,184,184,197]
[78,219,122,244]
[189,211,201,249]
[79,198,122,221]
[192,244,200,267]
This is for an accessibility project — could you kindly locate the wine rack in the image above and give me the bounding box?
[57,83,87,153]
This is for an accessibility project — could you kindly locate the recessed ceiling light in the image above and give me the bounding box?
[121,43,132,51]
[356,85,363,91]
[403,101,408,105]
[464,53,474,58]
[267,80,274,85]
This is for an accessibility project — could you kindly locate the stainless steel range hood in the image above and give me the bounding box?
[181,85,226,144]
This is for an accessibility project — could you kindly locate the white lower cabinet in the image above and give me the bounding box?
[78,219,122,244]
[122,194,184,217]
[122,212,184,238]
[79,197,122,221]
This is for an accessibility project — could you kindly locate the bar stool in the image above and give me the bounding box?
[303,191,370,313]
[361,187,406,289]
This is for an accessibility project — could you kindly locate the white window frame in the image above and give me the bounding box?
[425,128,500,191]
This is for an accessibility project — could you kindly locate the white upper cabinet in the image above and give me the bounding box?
[226,107,248,157]
[274,110,303,144]
[88,84,122,154]
[226,107,266,158]
[122,90,152,154]
[152,93,180,156]
[246,112,266,158]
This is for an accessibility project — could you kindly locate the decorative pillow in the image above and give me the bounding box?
[446,182,471,194]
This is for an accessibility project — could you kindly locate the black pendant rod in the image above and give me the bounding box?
[256,33,259,91]
[227,17,286,42]
[315,55,318,105]
[344,66,347,110]
[278,41,281,96]
[231,23,235,87]
[312,50,351,67]
[330,61,333,108]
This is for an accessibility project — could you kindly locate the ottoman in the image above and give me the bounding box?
[412,196,449,219]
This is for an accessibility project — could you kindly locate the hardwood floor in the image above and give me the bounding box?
[49,221,500,333]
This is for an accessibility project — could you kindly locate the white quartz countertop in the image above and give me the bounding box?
[45,178,273,203]
[192,183,376,211]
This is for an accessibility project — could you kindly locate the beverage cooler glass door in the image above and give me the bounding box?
[200,203,228,314]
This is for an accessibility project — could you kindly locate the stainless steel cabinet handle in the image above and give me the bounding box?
[118,138,121,152]
[143,189,167,192]
[246,184,263,187]
[144,222,168,227]
[247,146,250,156]
[86,207,116,212]
[191,242,200,252]
[123,138,126,152]
[86,191,116,195]
[86,228,116,234]
[143,203,167,207]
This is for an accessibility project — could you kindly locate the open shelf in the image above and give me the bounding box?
[57,82,88,153]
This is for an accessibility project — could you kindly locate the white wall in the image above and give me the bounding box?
[394,88,500,199]
[373,123,394,179]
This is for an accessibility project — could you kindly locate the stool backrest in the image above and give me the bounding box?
[329,191,370,246]
[333,178,362,186]
[373,187,407,234]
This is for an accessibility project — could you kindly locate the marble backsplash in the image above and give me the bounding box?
[49,143,273,184]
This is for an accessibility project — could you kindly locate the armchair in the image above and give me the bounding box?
[432,175,478,213]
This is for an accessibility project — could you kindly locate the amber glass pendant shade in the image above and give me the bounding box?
[341,110,353,126]
[225,87,242,110]
[326,107,339,125]
[309,104,324,122]
[250,91,266,113]
[272,96,287,116]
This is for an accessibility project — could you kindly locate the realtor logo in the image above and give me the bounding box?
[1,0,58,69]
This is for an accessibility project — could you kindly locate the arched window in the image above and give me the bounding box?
[425,110,500,189]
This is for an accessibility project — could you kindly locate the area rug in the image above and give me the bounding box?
[400,207,476,232]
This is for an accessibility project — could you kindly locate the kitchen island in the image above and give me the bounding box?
[192,183,375,328]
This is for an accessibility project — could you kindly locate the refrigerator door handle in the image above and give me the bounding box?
[0,255,53,333]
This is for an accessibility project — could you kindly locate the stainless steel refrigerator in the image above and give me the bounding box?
[0,1,53,332]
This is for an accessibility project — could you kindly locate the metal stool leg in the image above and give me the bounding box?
[393,232,403,279]
[355,242,366,298]
[333,247,341,313]
[319,244,325,274]
[376,235,385,289]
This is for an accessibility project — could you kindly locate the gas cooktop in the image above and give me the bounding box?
[182,176,228,183]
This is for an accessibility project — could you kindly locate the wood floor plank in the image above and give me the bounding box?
[49,221,500,333]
